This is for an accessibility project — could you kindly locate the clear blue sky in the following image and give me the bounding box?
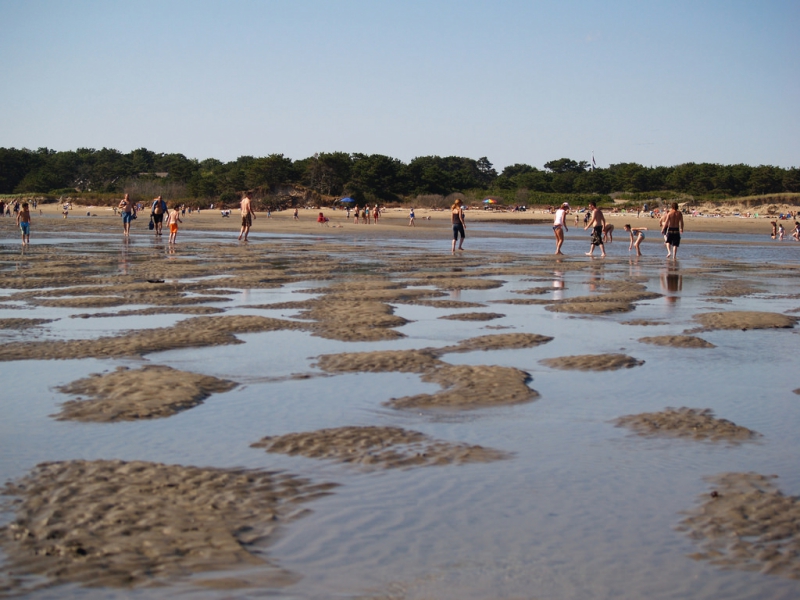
[1,0,798,170]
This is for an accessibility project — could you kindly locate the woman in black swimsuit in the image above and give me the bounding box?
[451,199,466,253]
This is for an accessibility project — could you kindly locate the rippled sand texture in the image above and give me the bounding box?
[54,365,237,422]
[252,426,510,469]
[678,472,800,579]
[0,460,336,592]
[615,407,759,442]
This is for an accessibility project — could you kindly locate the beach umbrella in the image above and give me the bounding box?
[483,198,497,204]
[339,197,355,203]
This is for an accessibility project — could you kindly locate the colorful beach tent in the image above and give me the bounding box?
[483,198,497,204]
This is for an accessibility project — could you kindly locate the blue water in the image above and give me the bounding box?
[1,223,799,600]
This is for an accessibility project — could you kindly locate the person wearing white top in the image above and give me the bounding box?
[553,202,570,255]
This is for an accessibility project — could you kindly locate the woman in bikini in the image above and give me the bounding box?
[624,224,648,256]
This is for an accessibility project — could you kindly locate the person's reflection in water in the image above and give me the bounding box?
[552,269,565,301]
[118,244,129,275]
[588,264,605,292]
[660,264,683,304]
[449,289,462,301]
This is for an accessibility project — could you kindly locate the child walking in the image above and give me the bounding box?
[168,203,182,244]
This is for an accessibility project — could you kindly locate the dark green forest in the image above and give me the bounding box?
[1,147,798,206]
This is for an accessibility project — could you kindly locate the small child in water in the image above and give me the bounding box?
[167,203,182,244]
[16,202,31,245]
[624,224,647,256]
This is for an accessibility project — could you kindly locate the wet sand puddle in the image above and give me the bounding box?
[1,223,799,599]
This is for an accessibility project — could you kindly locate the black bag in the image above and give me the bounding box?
[148,217,154,230]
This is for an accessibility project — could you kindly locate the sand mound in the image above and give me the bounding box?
[440,333,553,354]
[401,299,485,309]
[638,335,716,349]
[621,319,666,326]
[314,349,444,374]
[0,460,335,590]
[386,364,537,410]
[693,311,797,331]
[0,315,305,362]
[511,287,555,296]
[72,306,225,319]
[402,276,505,291]
[677,472,800,579]
[438,312,505,321]
[251,426,509,469]
[539,353,644,371]
[703,281,767,297]
[615,408,758,441]
[53,365,237,422]
[545,301,634,314]
[0,318,53,330]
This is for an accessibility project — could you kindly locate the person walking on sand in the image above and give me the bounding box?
[409,207,415,226]
[553,202,569,255]
[664,202,684,259]
[373,204,380,224]
[238,192,256,241]
[624,224,648,256]
[451,198,466,253]
[584,201,606,257]
[119,193,134,237]
[16,202,31,245]
[293,207,299,220]
[167,203,182,244]
[150,195,167,236]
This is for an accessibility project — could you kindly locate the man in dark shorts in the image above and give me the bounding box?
[150,195,167,236]
[584,201,606,257]
[664,202,684,259]
[238,192,256,241]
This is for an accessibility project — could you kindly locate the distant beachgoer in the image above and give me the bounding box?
[770,221,778,239]
[293,208,299,220]
[119,193,134,237]
[553,202,569,255]
[409,207,415,227]
[574,212,579,226]
[792,222,800,241]
[0,201,4,216]
[317,212,329,226]
[16,202,31,245]
[353,207,359,224]
[239,193,256,241]
[584,201,606,257]
[664,202,684,259]
[624,224,648,256]
[451,198,466,253]
[778,223,785,240]
[167,203,182,244]
[150,195,167,236]
[603,222,614,243]
[373,205,380,224]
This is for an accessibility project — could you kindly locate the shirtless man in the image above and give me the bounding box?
[664,202,684,259]
[584,201,606,257]
[119,193,134,237]
[238,192,256,241]
[150,195,167,236]
[552,202,569,255]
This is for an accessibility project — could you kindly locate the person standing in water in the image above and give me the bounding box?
[451,198,466,253]
[664,202,684,259]
[552,202,569,255]
[167,203,183,244]
[584,201,606,257]
[119,193,134,237]
[238,192,256,241]
[624,224,648,256]
[16,202,31,245]
[409,207,416,227]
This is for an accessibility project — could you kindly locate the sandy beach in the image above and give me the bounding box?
[1,204,799,598]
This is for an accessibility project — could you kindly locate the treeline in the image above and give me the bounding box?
[1,147,798,204]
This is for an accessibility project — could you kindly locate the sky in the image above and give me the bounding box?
[1,0,798,171]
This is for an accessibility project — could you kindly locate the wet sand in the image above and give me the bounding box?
[1,206,799,598]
